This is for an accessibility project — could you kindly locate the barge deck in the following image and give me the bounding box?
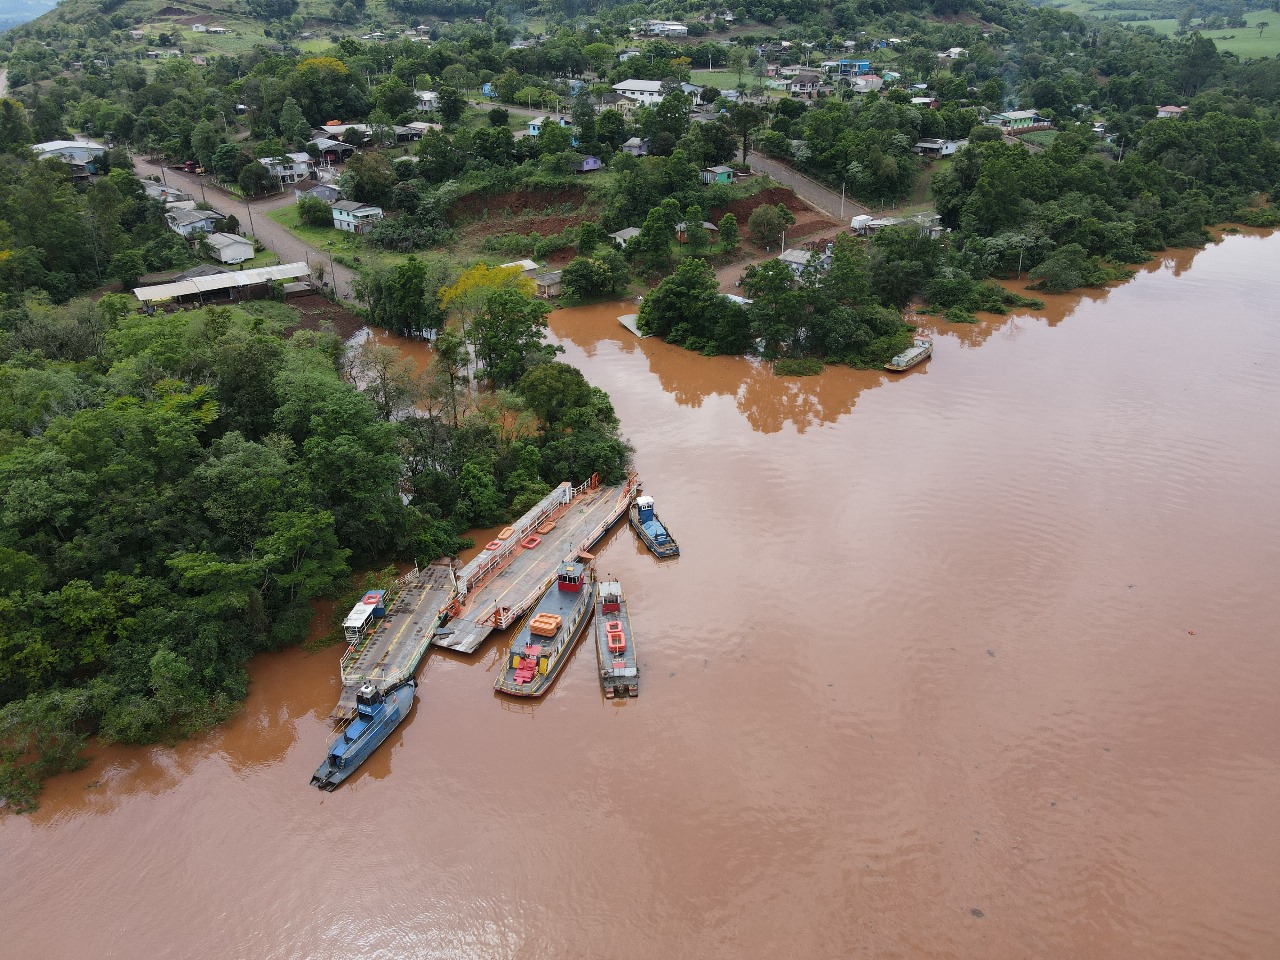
[433,475,639,654]
[331,563,454,720]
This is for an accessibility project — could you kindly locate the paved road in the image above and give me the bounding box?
[747,150,870,224]
[0,68,7,97]
[130,153,359,302]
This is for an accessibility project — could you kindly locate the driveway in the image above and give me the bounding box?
[130,154,360,303]
[746,151,870,224]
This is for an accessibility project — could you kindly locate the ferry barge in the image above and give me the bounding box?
[595,580,639,699]
[494,560,596,698]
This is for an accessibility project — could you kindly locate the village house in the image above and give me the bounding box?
[1156,105,1187,119]
[294,183,344,203]
[778,245,834,278]
[852,75,884,94]
[204,232,255,265]
[985,110,1052,134]
[612,79,665,107]
[910,96,938,109]
[675,220,720,243]
[206,26,228,34]
[938,47,969,59]
[609,227,641,247]
[166,208,223,238]
[500,259,541,278]
[642,20,688,36]
[789,73,822,97]
[331,200,384,234]
[31,140,107,173]
[573,155,603,173]
[913,138,967,159]
[701,165,735,185]
[414,89,440,111]
[618,49,643,62]
[534,270,564,298]
[602,91,640,114]
[621,136,650,156]
[315,122,372,144]
[145,49,182,59]
[258,153,314,185]
[144,182,194,207]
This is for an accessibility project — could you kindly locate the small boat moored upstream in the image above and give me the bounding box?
[495,560,596,698]
[595,580,639,699]
[311,681,414,791]
[885,336,933,372]
[629,495,679,558]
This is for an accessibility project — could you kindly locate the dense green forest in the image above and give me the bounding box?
[2,0,1279,805]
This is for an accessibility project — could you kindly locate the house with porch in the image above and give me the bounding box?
[985,110,1051,134]
[612,79,665,107]
[331,200,384,234]
[602,91,640,114]
[789,73,822,98]
[166,208,224,238]
[258,153,314,185]
[913,138,966,159]
[534,270,563,298]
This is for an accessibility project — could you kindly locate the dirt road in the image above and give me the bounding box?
[129,154,360,302]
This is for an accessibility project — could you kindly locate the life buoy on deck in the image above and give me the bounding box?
[605,620,622,634]
[607,630,626,653]
[485,540,503,551]
[362,593,379,604]
[521,535,541,549]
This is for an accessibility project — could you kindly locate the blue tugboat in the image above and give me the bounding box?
[495,560,596,697]
[310,681,415,790]
[629,495,680,558]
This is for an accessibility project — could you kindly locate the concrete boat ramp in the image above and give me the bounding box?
[433,476,639,654]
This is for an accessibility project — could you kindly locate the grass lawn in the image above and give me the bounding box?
[266,205,407,271]
[1122,13,1280,57]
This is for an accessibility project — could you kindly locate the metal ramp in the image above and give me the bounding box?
[331,563,454,719]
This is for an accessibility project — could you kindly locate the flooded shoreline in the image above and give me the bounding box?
[3,230,1279,960]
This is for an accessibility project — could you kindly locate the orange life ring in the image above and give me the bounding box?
[605,620,622,633]
[485,540,502,551]
[521,535,541,549]
[607,630,626,653]
[362,593,379,605]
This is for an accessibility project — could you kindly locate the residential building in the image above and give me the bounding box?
[621,136,650,156]
[602,91,640,114]
[331,200,384,234]
[701,165,735,185]
[573,156,603,173]
[314,123,372,143]
[31,139,107,173]
[852,75,884,94]
[675,220,720,243]
[166,208,223,238]
[789,73,822,97]
[191,22,206,32]
[913,138,966,159]
[911,96,938,109]
[414,89,440,111]
[258,153,314,185]
[204,232,255,264]
[294,183,344,203]
[778,246,833,277]
[938,47,968,59]
[533,270,563,298]
[406,121,443,135]
[618,49,643,62]
[144,182,194,206]
[612,79,665,107]
[609,227,641,246]
[206,26,228,34]
[1156,105,1187,119]
[985,110,1051,133]
[643,20,688,36]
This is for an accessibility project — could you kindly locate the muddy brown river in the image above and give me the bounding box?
[4,232,1279,959]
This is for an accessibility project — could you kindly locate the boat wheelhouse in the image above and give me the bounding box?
[495,560,596,698]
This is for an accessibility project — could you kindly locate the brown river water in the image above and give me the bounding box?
[4,231,1280,959]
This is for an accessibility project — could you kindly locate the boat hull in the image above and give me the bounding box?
[595,584,639,699]
[885,342,932,372]
[310,682,414,790]
[495,574,596,698]
[629,504,680,558]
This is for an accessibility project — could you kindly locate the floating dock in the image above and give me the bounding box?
[433,475,639,655]
[331,563,454,720]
